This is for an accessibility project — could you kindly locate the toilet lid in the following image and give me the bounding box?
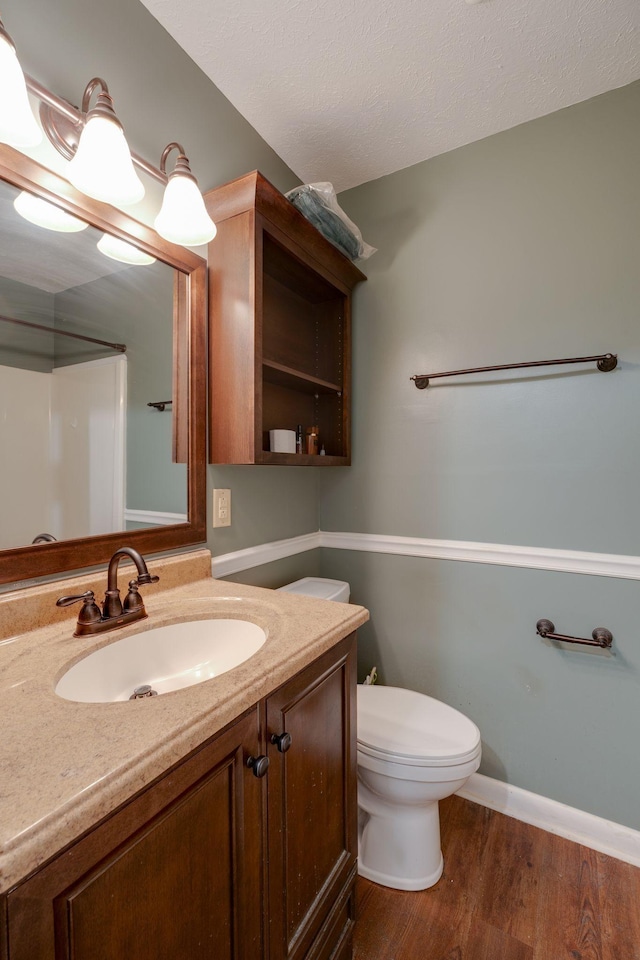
[357,685,481,765]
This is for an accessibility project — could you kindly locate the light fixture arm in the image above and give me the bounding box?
[80,77,119,126]
[160,142,197,183]
[25,73,168,185]
[80,77,108,115]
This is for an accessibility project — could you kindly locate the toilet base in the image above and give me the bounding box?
[357,790,445,891]
[358,851,444,891]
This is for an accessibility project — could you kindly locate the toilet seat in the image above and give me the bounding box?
[357,739,481,768]
[357,685,481,767]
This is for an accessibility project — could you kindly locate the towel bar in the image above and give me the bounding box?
[412,353,617,389]
[536,619,613,649]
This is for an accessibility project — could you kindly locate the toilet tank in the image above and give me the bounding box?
[277,577,350,603]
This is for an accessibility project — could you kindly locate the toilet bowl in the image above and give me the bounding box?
[276,577,481,892]
[357,684,481,890]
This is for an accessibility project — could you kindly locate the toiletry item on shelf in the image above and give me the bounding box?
[296,424,303,454]
[320,445,326,456]
[306,425,319,455]
[269,429,296,453]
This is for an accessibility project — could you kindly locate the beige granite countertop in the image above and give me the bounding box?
[0,549,368,894]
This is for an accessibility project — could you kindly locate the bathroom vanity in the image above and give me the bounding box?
[0,551,368,960]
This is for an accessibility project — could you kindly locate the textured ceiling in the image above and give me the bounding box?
[139,0,640,192]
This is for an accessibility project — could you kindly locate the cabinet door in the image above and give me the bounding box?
[7,709,264,960]
[266,634,357,960]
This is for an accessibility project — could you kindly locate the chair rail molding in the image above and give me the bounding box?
[124,509,188,526]
[319,532,640,579]
[211,530,640,581]
[212,532,323,578]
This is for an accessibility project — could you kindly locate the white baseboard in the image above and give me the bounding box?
[209,530,640,582]
[457,773,640,867]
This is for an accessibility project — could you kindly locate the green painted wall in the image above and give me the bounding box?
[220,549,322,590]
[320,548,640,829]
[2,0,320,556]
[0,277,54,372]
[317,82,640,829]
[324,81,640,553]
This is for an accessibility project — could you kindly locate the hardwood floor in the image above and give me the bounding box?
[353,795,640,960]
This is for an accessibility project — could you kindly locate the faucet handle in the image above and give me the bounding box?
[56,591,102,625]
[123,579,146,615]
[56,590,95,607]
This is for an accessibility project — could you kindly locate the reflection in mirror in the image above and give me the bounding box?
[0,178,187,551]
[0,144,206,586]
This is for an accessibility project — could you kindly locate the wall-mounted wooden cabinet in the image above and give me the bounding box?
[205,172,366,466]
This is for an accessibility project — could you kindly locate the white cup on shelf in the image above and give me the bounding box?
[269,429,296,453]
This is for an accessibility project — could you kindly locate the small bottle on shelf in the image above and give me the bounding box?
[306,425,319,455]
[296,424,304,454]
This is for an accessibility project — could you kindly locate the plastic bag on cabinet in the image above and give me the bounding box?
[286,181,376,261]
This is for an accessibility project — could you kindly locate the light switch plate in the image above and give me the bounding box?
[212,488,231,527]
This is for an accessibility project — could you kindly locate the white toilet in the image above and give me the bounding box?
[277,577,482,892]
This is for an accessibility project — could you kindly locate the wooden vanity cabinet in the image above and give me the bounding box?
[5,708,265,960]
[4,634,357,960]
[205,172,366,466]
[266,635,357,960]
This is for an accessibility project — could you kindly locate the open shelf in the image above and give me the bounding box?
[262,359,342,395]
[259,451,349,466]
[205,171,365,466]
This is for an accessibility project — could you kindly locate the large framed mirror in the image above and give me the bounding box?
[0,143,206,585]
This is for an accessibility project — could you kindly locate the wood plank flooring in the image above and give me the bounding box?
[353,795,640,960]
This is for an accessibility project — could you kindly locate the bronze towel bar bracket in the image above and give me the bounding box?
[147,400,173,411]
[411,353,617,389]
[536,619,613,649]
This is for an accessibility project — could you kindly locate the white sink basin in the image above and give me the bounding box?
[55,618,267,703]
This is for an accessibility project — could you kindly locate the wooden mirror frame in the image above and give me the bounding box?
[0,144,207,586]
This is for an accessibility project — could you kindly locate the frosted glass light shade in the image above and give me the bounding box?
[14,191,88,232]
[68,115,144,206]
[97,233,155,265]
[154,174,216,246]
[0,33,42,147]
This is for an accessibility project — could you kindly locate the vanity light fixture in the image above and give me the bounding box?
[0,14,216,248]
[67,78,144,207]
[154,143,217,245]
[13,190,88,232]
[0,17,41,147]
[97,233,156,266]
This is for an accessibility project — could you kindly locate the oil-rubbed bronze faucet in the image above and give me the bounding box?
[56,547,160,637]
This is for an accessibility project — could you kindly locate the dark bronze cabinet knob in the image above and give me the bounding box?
[270,732,292,753]
[247,755,270,778]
